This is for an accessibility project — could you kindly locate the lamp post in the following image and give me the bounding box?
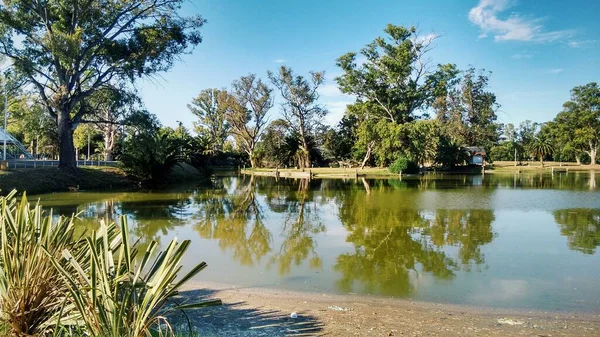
[176,120,183,160]
[3,82,7,161]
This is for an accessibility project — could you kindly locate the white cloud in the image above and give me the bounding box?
[468,0,575,42]
[547,68,563,74]
[323,100,352,126]
[415,33,438,45]
[567,40,597,48]
[274,59,286,63]
[511,53,532,59]
[318,84,343,97]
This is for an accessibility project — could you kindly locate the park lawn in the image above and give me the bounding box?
[489,161,599,173]
[247,166,396,177]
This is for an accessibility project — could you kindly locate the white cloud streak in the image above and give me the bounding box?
[274,59,286,63]
[469,0,574,42]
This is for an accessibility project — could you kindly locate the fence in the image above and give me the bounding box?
[2,160,119,170]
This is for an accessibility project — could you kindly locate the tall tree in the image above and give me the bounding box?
[268,66,326,168]
[0,1,204,170]
[229,74,273,168]
[188,89,231,154]
[336,24,442,124]
[433,67,500,150]
[554,82,600,165]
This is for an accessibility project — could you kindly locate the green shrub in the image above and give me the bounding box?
[0,190,80,336]
[388,157,419,174]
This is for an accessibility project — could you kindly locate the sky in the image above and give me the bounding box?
[138,0,600,131]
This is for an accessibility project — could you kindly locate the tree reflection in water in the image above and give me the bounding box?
[194,176,272,266]
[334,179,495,297]
[554,209,600,254]
[263,178,325,275]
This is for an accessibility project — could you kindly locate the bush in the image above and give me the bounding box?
[0,190,220,337]
[388,157,419,174]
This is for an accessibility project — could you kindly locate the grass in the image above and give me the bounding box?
[489,161,600,173]
[245,166,395,177]
[0,166,134,195]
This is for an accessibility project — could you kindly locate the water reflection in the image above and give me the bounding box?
[33,172,600,310]
[554,209,600,254]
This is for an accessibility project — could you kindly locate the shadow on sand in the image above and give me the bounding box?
[169,288,325,336]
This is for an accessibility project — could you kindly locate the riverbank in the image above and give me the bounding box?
[178,281,600,336]
[241,167,396,179]
[241,162,599,179]
[0,166,135,195]
[0,163,210,195]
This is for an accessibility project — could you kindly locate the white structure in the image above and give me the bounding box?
[0,128,33,159]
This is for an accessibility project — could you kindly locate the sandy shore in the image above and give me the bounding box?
[175,281,600,336]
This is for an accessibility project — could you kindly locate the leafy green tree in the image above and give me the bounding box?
[336,24,442,124]
[0,1,204,170]
[228,74,273,168]
[433,67,500,150]
[73,123,100,159]
[435,137,470,168]
[120,126,181,183]
[188,89,232,154]
[553,83,600,165]
[323,115,358,164]
[268,66,326,168]
[528,136,554,167]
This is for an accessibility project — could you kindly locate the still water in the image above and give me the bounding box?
[36,172,600,311]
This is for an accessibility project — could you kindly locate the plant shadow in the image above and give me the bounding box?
[169,288,326,336]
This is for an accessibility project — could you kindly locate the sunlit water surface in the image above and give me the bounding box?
[35,172,600,312]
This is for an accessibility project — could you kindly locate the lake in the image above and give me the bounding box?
[35,172,600,312]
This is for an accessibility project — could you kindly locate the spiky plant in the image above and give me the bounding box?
[528,136,555,167]
[51,217,220,337]
[0,191,79,337]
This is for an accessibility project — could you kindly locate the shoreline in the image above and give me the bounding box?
[180,280,600,336]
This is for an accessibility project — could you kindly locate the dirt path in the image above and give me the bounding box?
[175,281,600,336]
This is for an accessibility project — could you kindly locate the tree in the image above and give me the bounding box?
[433,67,500,150]
[336,24,443,124]
[0,1,205,170]
[528,136,554,167]
[323,115,358,164]
[268,66,326,168]
[554,83,600,165]
[73,123,100,159]
[228,74,273,168]
[84,86,141,161]
[188,89,231,154]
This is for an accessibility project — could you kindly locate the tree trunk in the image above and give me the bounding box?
[576,155,581,165]
[540,156,544,168]
[360,142,374,169]
[57,111,77,171]
[589,147,597,165]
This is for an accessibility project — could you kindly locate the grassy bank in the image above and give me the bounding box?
[0,166,135,195]
[244,167,396,178]
[489,161,599,173]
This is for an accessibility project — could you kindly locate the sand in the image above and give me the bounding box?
[175,281,600,336]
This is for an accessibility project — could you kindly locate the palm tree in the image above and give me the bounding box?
[435,138,470,169]
[528,136,554,167]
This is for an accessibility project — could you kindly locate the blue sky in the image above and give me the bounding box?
[138,0,600,131]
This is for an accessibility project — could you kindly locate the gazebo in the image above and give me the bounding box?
[0,128,33,159]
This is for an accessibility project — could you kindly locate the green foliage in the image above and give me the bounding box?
[433,67,500,150]
[0,0,205,169]
[188,89,232,154]
[268,66,327,168]
[52,218,220,337]
[0,191,79,336]
[120,127,182,183]
[551,82,600,164]
[528,136,554,166]
[228,74,274,168]
[388,157,419,174]
[436,138,470,168]
[336,24,443,124]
